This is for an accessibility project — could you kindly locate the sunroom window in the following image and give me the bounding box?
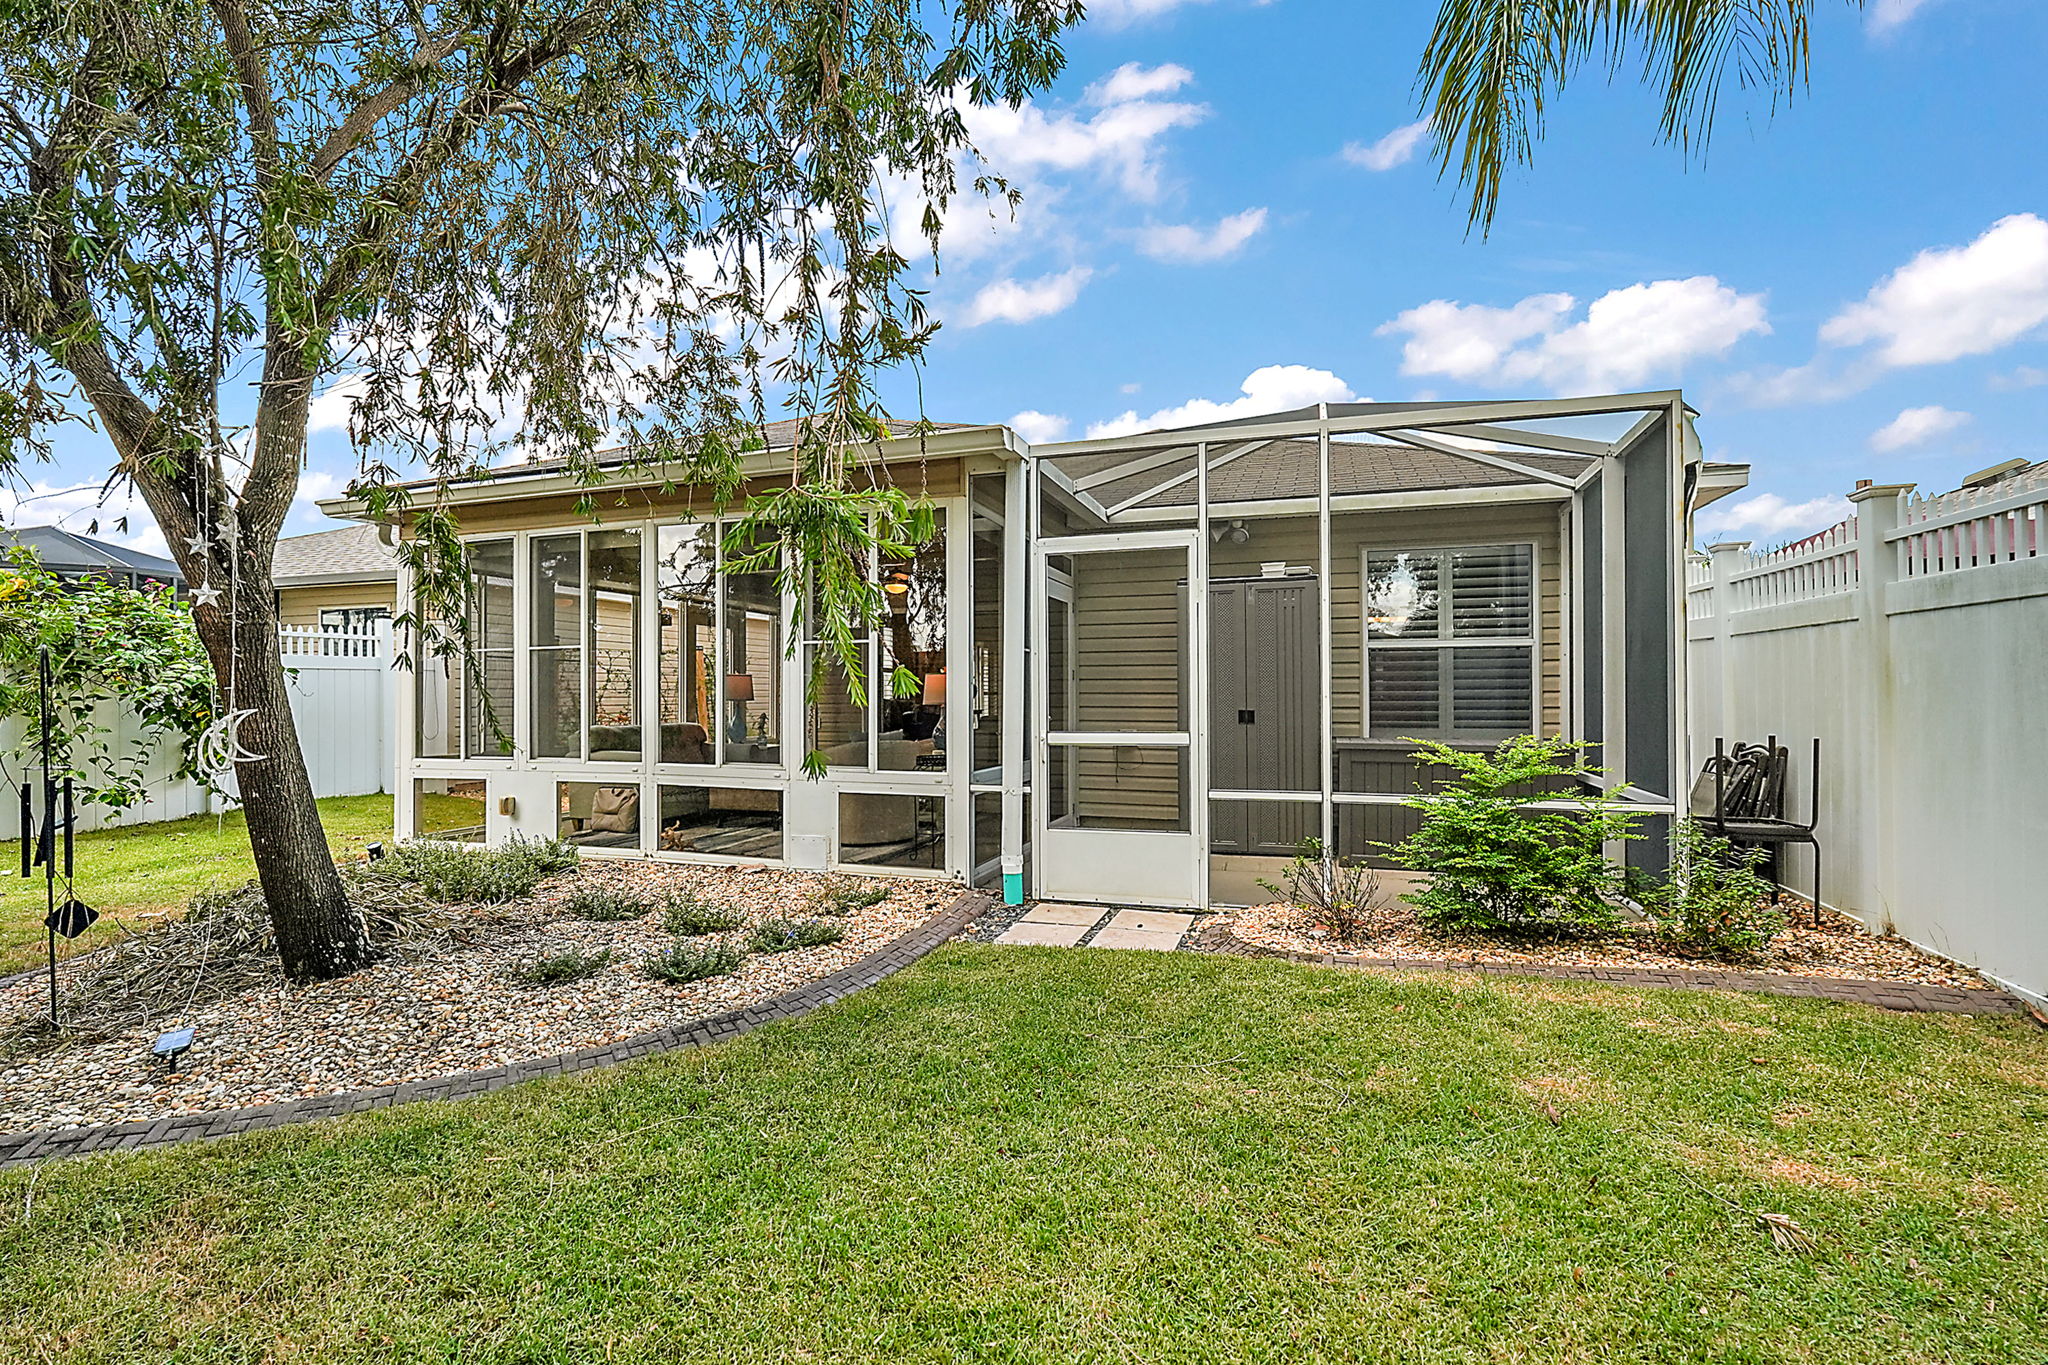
[655,522,784,766]
[1364,545,1535,739]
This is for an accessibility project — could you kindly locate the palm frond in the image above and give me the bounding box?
[1418,0,1834,232]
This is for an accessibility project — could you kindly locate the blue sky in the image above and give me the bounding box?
[7,0,2046,554]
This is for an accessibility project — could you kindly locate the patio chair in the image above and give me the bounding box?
[1696,735,1824,927]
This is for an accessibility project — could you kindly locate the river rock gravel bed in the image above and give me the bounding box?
[0,860,959,1132]
[1210,896,1998,991]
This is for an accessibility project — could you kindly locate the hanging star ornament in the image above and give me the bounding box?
[185,530,212,556]
[190,581,222,609]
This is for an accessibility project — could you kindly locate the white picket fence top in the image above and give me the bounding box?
[1684,554,1715,620]
[1889,466,2048,579]
[1726,516,1860,610]
[276,623,389,666]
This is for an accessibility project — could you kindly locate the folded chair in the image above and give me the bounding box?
[1692,736,1824,927]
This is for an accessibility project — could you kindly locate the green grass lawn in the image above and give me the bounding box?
[0,793,473,975]
[3,946,2044,1363]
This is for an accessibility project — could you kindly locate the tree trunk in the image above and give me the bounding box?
[194,566,374,983]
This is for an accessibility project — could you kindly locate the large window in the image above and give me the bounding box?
[414,542,511,760]
[530,533,582,758]
[1364,545,1535,739]
[657,522,784,767]
[805,512,947,773]
[586,529,642,762]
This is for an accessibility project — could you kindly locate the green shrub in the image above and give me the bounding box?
[642,940,745,984]
[1390,736,1638,936]
[661,892,747,936]
[748,917,845,953]
[388,837,579,905]
[1642,820,1788,959]
[514,947,614,986]
[812,877,890,916]
[565,887,655,922]
[1256,836,1385,943]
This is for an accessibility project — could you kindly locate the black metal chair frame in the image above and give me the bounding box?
[1704,734,1823,927]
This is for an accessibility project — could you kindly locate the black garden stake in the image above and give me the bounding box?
[19,647,97,1028]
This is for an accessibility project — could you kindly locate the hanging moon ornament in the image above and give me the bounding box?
[196,709,268,782]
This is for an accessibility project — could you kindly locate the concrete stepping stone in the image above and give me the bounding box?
[994,919,1092,947]
[1020,904,1107,926]
[1086,908,1195,952]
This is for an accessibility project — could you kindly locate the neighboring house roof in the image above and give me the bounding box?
[0,524,183,584]
[272,523,398,585]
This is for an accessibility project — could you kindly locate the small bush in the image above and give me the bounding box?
[1390,736,1638,937]
[748,917,845,953]
[566,887,655,922]
[812,877,890,916]
[1257,837,1385,943]
[1643,820,1788,959]
[389,837,579,905]
[662,892,747,936]
[514,947,613,986]
[643,940,745,984]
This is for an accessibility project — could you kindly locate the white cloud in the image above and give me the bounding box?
[1867,0,1931,35]
[1085,0,1221,26]
[1136,207,1268,263]
[1696,492,1855,544]
[1821,214,2048,368]
[288,468,357,533]
[307,375,370,434]
[963,268,1092,326]
[0,478,170,558]
[1381,277,1770,390]
[1869,404,1971,453]
[1008,410,1070,444]
[1086,364,1357,438]
[1341,119,1430,172]
[961,78,1206,202]
[1990,364,2048,391]
[1087,62,1194,105]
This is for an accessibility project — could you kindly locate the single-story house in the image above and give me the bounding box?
[322,393,1748,907]
[0,525,183,591]
[271,522,399,631]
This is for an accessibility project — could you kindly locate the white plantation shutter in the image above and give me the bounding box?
[1366,545,1535,739]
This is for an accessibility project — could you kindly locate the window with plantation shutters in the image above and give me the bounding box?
[1364,546,1535,739]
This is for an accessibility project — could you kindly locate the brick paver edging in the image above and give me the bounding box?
[0,891,994,1170]
[1211,927,2028,1016]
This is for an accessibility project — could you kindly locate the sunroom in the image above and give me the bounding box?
[331,392,1744,909]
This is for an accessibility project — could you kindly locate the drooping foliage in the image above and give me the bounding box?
[0,1,1080,978]
[1418,0,1838,230]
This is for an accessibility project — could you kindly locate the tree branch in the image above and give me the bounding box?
[207,0,283,187]
[307,31,469,186]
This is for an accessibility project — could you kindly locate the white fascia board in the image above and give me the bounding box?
[317,425,1017,521]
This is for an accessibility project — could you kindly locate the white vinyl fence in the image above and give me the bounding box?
[1,622,394,839]
[1687,472,2048,1006]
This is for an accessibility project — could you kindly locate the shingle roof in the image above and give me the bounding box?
[0,525,183,582]
[1062,438,1591,510]
[394,417,981,492]
[271,523,397,582]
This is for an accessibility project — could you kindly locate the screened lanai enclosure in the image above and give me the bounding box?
[353,393,1740,909]
[1023,393,1732,908]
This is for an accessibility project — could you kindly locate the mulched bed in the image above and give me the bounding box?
[1209,896,1999,992]
[0,861,958,1132]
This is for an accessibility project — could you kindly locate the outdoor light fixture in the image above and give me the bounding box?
[366,841,385,862]
[153,1027,195,1072]
[882,568,911,595]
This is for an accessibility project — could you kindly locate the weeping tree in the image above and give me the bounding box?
[1418,0,1839,230]
[0,0,1077,983]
